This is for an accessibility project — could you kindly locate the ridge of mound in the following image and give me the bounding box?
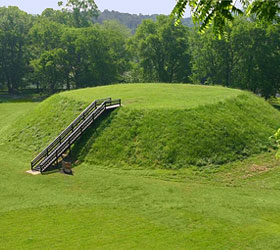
[4,84,280,168]
[61,83,242,109]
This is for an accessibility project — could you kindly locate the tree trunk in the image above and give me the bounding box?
[7,76,13,94]
[66,75,70,90]
[36,82,40,93]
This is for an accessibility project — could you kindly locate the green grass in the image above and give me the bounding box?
[1,127,280,249]
[74,94,280,168]
[1,95,88,155]
[4,84,280,168]
[1,88,280,249]
[0,102,37,137]
[62,83,242,109]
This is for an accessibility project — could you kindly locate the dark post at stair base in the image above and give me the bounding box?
[62,161,73,175]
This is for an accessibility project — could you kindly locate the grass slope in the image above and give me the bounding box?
[0,102,37,137]
[4,83,280,168]
[1,92,280,249]
[74,94,280,168]
[2,95,88,155]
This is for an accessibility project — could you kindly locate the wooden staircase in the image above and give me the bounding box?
[30,97,121,173]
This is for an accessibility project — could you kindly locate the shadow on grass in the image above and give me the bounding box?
[71,108,119,162]
[0,92,49,103]
[272,104,280,111]
[268,98,280,111]
[41,108,119,175]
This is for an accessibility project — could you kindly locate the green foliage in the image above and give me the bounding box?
[98,21,131,81]
[28,21,130,92]
[189,28,231,86]
[189,18,280,99]
[172,0,280,36]
[58,0,98,27]
[31,49,68,93]
[41,8,72,26]
[129,16,191,83]
[69,25,129,87]
[0,5,279,99]
[274,128,280,159]
[29,19,64,52]
[247,0,280,23]
[0,6,32,93]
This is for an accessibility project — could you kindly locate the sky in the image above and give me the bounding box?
[0,0,192,16]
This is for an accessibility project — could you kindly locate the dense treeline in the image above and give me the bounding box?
[0,6,130,93]
[0,6,279,98]
[190,19,280,99]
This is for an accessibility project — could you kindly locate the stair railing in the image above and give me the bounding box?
[31,97,111,170]
[31,98,121,172]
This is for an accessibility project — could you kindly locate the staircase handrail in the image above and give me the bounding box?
[31,97,111,169]
[31,98,121,172]
[38,101,107,172]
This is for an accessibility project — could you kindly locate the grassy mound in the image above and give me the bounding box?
[62,83,242,109]
[4,83,280,168]
[3,89,280,249]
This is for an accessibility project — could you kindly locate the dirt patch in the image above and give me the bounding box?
[242,164,270,179]
[249,164,269,173]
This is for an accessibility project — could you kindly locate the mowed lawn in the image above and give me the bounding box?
[62,83,242,109]
[0,102,37,136]
[1,97,280,249]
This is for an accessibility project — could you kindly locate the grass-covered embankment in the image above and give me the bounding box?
[2,95,88,154]
[2,86,280,249]
[73,94,280,168]
[67,84,280,168]
[4,83,280,168]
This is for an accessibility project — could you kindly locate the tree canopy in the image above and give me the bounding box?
[172,0,280,35]
[0,4,278,98]
[189,17,280,99]
[58,0,98,27]
[129,15,191,83]
[0,6,32,93]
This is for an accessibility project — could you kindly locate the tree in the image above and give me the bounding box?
[0,7,32,93]
[189,18,280,98]
[58,0,98,27]
[230,20,280,99]
[189,28,232,86]
[99,21,131,82]
[29,19,64,52]
[28,19,65,91]
[73,26,119,87]
[31,49,66,93]
[41,8,72,26]
[172,0,280,35]
[130,15,191,83]
[61,24,128,88]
